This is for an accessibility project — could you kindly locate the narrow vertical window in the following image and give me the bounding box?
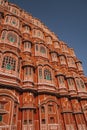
[25,67,28,75]
[58,76,64,84]
[1,31,7,40]
[39,68,42,78]
[36,45,38,51]
[76,79,80,88]
[29,67,32,75]
[6,16,9,23]
[40,46,46,54]
[41,106,45,113]
[80,80,85,88]
[24,42,27,48]
[44,69,52,80]
[48,105,53,112]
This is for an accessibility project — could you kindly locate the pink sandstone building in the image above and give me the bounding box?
[0,0,87,130]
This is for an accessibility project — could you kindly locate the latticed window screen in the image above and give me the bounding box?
[80,80,85,88]
[24,25,30,32]
[60,56,66,64]
[75,79,80,89]
[39,68,42,78]
[25,67,32,75]
[24,42,31,49]
[68,78,74,86]
[36,45,38,51]
[48,105,53,112]
[1,31,7,40]
[58,76,65,84]
[44,69,52,80]
[23,110,33,125]
[7,32,17,43]
[12,20,16,25]
[2,56,16,71]
[6,16,9,22]
[40,46,46,54]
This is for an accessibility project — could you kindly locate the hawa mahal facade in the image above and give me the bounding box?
[0,0,87,130]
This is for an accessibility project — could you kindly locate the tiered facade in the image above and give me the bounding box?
[0,0,87,130]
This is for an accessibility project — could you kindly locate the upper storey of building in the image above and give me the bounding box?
[0,0,87,97]
[0,0,77,56]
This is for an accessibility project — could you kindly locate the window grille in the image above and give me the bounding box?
[2,56,16,71]
[39,68,42,78]
[44,69,52,80]
[1,31,7,40]
[40,46,46,54]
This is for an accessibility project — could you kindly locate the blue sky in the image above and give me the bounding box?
[9,0,87,76]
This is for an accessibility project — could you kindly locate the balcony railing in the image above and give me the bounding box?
[41,124,62,130]
[23,125,34,130]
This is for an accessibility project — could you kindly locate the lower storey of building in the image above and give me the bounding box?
[0,88,87,130]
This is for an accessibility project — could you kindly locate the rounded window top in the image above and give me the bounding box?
[44,69,52,80]
[7,32,17,43]
[40,46,46,54]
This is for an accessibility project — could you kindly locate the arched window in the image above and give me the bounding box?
[59,55,66,65]
[41,106,45,113]
[2,56,16,71]
[11,18,17,25]
[75,78,80,89]
[46,36,52,44]
[32,29,44,39]
[36,45,38,51]
[11,7,19,16]
[75,78,86,90]
[76,62,83,71]
[62,44,68,53]
[23,25,31,33]
[57,75,66,88]
[40,46,46,54]
[44,69,52,80]
[11,17,19,27]
[39,68,42,79]
[5,16,10,23]
[25,67,32,75]
[24,41,32,53]
[24,42,31,49]
[54,41,60,49]
[48,105,53,112]
[5,16,19,28]
[58,76,65,84]
[51,52,58,61]
[80,80,85,88]
[1,30,7,40]
[7,32,17,43]
[67,78,75,90]
[67,57,76,68]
